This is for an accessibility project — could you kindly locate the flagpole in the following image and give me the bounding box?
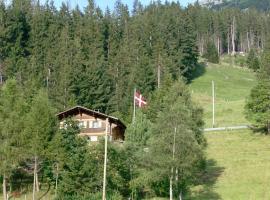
[102,118,109,200]
[133,88,136,124]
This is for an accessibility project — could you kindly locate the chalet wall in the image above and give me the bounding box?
[59,112,124,142]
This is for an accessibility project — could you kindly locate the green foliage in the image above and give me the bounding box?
[0,79,27,177]
[125,110,152,146]
[54,120,132,198]
[246,42,270,133]
[245,79,270,132]
[246,49,260,71]
[203,41,219,64]
[24,90,56,157]
[130,81,205,198]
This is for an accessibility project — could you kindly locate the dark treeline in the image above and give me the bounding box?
[0,0,269,199]
[189,3,270,56]
[0,0,269,122]
[0,0,199,123]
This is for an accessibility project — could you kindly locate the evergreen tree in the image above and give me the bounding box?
[24,90,56,199]
[0,79,27,200]
[131,81,205,199]
[203,40,220,64]
[246,49,260,71]
[245,43,270,133]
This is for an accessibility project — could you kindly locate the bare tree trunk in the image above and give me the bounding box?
[231,16,236,56]
[170,174,173,200]
[247,32,250,52]
[35,167,39,192]
[179,191,182,200]
[157,53,161,89]
[267,121,270,134]
[33,156,38,200]
[55,163,59,197]
[3,174,7,200]
[217,36,220,55]
[227,28,230,55]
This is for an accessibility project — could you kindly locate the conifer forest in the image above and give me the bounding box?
[1,0,270,199]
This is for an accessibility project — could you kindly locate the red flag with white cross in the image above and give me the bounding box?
[134,91,147,108]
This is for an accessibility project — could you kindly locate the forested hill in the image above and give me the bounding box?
[0,0,270,122]
[209,0,270,11]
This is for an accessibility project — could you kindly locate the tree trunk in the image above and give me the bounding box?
[157,53,161,89]
[170,175,173,200]
[33,156,38,200]
[247,32,250,52]
[55,163,59,197]
[179,191,182,200]
[3,174,7,200]
[267,121,270,134]
[217,36,221,55]
[35,169,39,192]
[227,28,230,55]
[231,16,236,56]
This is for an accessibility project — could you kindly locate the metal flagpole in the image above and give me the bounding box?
[212,80,215,128]
[133,88,136,124]
[102,118,109,200]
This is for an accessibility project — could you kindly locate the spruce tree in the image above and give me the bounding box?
[245,42,270,133]
[203,40,220,64]
[246,49,260,71]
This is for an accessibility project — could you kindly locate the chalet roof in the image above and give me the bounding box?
[57,105,126,129]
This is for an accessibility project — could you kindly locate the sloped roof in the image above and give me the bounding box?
[57,105,126,129]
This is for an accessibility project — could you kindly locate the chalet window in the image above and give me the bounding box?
[78,121,86,128]
[87,136,98,142]
[92,120,101,128]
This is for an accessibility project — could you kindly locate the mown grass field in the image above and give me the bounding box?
[188,130,270,200]
[190,60,256,128]
[187,59,270,199]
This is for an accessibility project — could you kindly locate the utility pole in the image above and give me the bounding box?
[102,118,109,200]
[170,127,176,200]
[212,80,215,128]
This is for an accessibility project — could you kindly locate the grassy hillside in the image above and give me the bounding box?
[190,60,256,128]
[189,130,270,200]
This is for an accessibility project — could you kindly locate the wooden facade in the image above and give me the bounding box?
[57,106,126,142]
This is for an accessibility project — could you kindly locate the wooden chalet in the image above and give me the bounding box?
[57,106,126,142]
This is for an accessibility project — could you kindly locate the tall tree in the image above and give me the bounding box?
[24,90,56,200]
[0,79,27,200]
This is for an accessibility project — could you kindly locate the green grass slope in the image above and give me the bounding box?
[190,61,256,128]
[189,130,270,200]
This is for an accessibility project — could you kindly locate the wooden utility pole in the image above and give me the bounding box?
[212,80,215,128]
[102,118,109,200]
[170,127,176,200]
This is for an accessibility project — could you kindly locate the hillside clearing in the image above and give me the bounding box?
[190,62,256,128]
[188,130,270,200]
